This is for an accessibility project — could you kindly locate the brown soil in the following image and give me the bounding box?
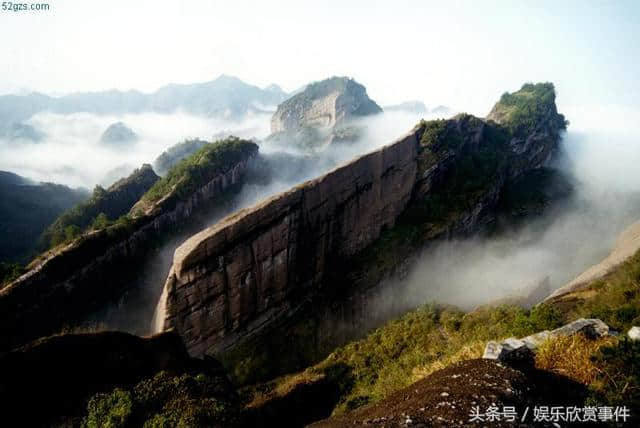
[309,359,594,427]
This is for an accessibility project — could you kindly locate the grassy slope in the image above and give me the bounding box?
[247,248,640,417]
[80,248,640,426]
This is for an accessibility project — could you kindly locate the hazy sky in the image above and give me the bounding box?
[1,0,638,115]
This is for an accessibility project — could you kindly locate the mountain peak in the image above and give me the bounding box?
[270,76,382,134]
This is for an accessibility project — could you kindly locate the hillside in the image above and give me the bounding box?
[40,164,160,249]
[131,137,258,216]
[153,138,210,176]
[0,171,88,267]
[244,243,640,426]
[0,137,259,352]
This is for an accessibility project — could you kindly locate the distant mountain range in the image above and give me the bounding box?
[383,100,454,116]
[0,75,289,140]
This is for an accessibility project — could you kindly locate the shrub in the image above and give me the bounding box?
[138,137,257,209]
[512,304,564,337]
[83,371,240,428]
[587,338,640,410]
[85,389,133,428]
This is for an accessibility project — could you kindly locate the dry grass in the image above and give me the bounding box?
[535,334,617,385]
[410,340,485,383]
[244,369,325,409]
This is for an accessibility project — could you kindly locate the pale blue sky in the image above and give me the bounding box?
[1,0,638,115]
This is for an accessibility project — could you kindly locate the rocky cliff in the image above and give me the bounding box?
[268,77,382,148]
[0,138,258,352]
[271,77,381,133]
[160,131,418,356]
[159,83,567,358]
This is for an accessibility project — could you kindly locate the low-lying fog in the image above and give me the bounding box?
[5,103,638,331]
[380,104,640,313]
[0,111,274,188]
[49,109,445,332]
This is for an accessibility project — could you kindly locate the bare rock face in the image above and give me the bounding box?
[161,130,419,356]
[160,85,567,358]
[482,338,535,365]
[270,77,382,134]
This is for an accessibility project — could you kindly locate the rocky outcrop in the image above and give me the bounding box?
[483,318,612,363]
[0,140,258,352]
[271,77,381,133]
[160,130,418,356]
[159,84,567,358]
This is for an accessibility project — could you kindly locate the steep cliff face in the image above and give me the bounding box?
[159,83,567,359]
[161,132,418,356]
[271,77,381,133]
[0,139,258,352]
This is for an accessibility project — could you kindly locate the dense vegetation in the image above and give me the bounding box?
[135,137,257,212]
[0,171,89,263]
[153,138,209,175]
[40,165,158,249]
[489,82,568,136]
[84,372,241,428]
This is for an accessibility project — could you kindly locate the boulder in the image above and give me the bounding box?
[483,337,534,364]
[550,318,610,339]
[628,326,640,341]
[521,330,552,349]
[483,319,612,364]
